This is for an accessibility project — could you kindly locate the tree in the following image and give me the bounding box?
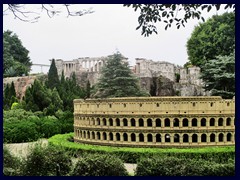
[93,52,148,98]
[3,30,32,77]
[200,52,235,99]
[3,82,17,110]
[124,4,235,36]
[47,59,60,89]
[186,12,235,67]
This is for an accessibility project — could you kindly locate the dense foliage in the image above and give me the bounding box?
[3,109,73,143]
[71,153,128,176]
[93,52,148,98]
[3,30,32,77]
[186,12,235,67]
[201,53,235,98]
[3,81,18,110]
[135,156,234,176]
[47,59,60,89]
[124,4,235,36]
[49,133,235,164]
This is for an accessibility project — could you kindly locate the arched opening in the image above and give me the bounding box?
[131,133,136,141]
[173,118,179,127]
[87,131,90,139]
[116,133,120,141]
[116,118,120,126]
[210,118,215,126]
[139,133,144,142]
[165,118,170,127]
[201,134,207,142]
[97,132,101,140]
[183,118,188,127]
[165,134,171,142]
[201,118,206,126]
[174,134,180,142]
[103,132,107,140]
[156,118,161,127]
[183,134,189,143]
[123,118,128,126]
[131,118,136,126]
[97,118,100,125]
[192,134,198,143]
[147,118,152,127]
[227,133,232,141]
[109,118,113,126]
[218,118,223,126]
[219,133,224,142]
[80,131,82,138]
[210,133,215,142]
[123,133,128,141]
[109,132,113,141]
[139,118,144,127]
[103,118,107,126]
[226,118,231,126]
[92,118,95,125]
[192,118,197,127]
[147,134,153,142]
[156,134,161,142]
[92,132,95,139]
[83,131,86,138]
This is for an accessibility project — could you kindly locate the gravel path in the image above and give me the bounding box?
[4,140,137,175]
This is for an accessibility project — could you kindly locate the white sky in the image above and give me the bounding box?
[3,4,230,73]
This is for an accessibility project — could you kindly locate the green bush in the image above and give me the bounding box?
[22,144,72,176]
[135,156,235,176]
[40,116,62,138]
[70,153,128,176]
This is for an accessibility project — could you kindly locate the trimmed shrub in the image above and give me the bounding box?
[22,143,72,176]
[70,153,128,176]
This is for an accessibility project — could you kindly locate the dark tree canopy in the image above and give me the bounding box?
[201,52,235,99]
[3,30,32,77]
[47,59,60,89]
[186,12,235,67]
[93,52,148,98]
[124,4,235,36]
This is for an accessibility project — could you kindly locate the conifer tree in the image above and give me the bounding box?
[3,81,17,110]
[93,52,148,98]
[47,59,59,89]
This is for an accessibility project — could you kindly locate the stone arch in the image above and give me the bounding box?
[173,118,179,127]
[156,134,161,142]
[123,133,128,141]
[165,134,171,142]
[227,133,232,141]
[156,118,161,127]
[103,132,107,140]
[109,118,113,126]
[192,118,197,127]
[226,118,231,126]
[147,134,153,142]
[116,133,120,141]
[92,131,95,139]
[147,118,152,127]
[210,133,215,142]
[201,134,207,142]
[97,132,101,140]
[123,118,128,126]
[103,118,107,126]
[116,118,120,126]
[210,118,215,126]
[97,118,100,125]
[131,118,136,126]
[192,134,198,143]
[183,134,189,143]
[165,118,170,127]
[219,133,224,142]
[218,118,223,126]
[139,118,144,127]
[131,133,136,141]
[92,118,95,125]
[201,118,206,126]
[174,134,180,142]
[183,118,188,127]
[139,133,144,142]
[109,132,113,141]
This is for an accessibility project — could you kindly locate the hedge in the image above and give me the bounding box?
[48,133,235,163]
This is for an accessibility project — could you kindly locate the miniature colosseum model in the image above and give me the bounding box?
[74,96,235,147]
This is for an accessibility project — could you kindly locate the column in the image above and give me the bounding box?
[170,118,173,128]
[198,134,201,144]
[136,133,139,142]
